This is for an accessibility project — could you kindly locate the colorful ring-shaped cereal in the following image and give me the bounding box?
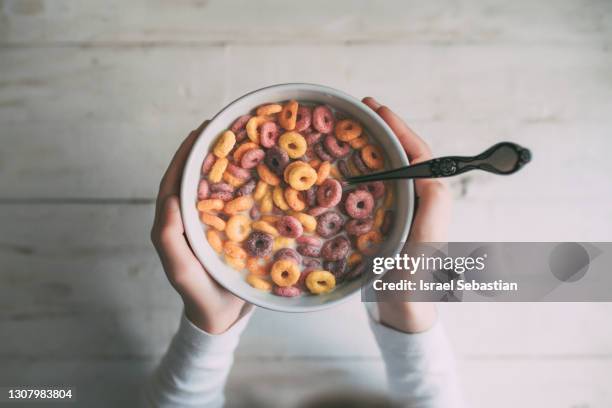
[306,270,336,294]
[302,258,322,269]
[225,214,251,242]
[197,198,224,212]
[197,179,210,200]
[308,206,328,217]
[210,182,234,193]
[276,215,304,238]
[335,119,362,142]
[247,257,269,276]
[373,207,385,229]
[245,231,274,257]
[256,103,282,116]
[305,131,324,146]
[270,259,301,287]
[227,163,252,181]
[291,211,316,233]
[249,205,260,220]
[316,179,342,208]
[231,114,252,133]
[233,142,259,163]
[305,186,317,207]
[361,144,385,170]
[279,100,298,130]
[349,136,368,149]
[352,152,369,174]
[223,171,246,188]
[240,148,265,169]
[202,153,216,175]
[257,163,281,186]
[321,236,350,261]
[272,185,290,211]
[274,248,302,264]
[224,240,247,259]
[357,230,383,255]
[200,212,226,231]
[206,229,224,253]
[346,217,374,236]
[210,191,233,201]
[287,164,318,191]
[314,142,334,162]
[246,116,268,144]
[260,121,280,148]
[252,220,279,237]
[236,179,257,197]
[324,258,348,281]
[337,160,351,178]
[315,161,331,185]
[294,106,312,132]
[345,190,375,219]
[323,134,351,158]
[260,190,273,213]
[357,181,386,200]
[208,157,228,183]
[264,146,290,176]
[283,161,307,183]
[225,254,246,270]
[312,105,335,133]
[284,188,306,212]
[380,210,393,235]
[213,130,236,158]
[247,274,272,291]
[273,285,302,297]
[297,244,321,258]
[296,235,321,247]
[273,236,294,251]
[316,211,345,238]
[253,180,269,201]
[348,252,363,267]
[279,131,307,159]
[223,195,254,215]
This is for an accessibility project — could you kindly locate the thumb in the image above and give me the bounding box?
[409,181,452,243]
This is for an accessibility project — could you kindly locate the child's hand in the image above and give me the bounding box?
[362,98,452,333]
[150,121,247,334]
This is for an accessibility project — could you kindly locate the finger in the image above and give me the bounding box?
[362,96,382,111]
[408,181,452,243]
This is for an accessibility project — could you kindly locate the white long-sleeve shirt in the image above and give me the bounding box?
[143,305,464,408]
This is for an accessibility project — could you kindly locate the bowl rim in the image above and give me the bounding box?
[180,83,415,312]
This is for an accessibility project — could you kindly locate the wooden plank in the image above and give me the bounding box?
[0,0,610,45]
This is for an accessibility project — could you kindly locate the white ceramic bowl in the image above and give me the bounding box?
[181,83,415,312]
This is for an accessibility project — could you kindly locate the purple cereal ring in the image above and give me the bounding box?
[302,146,315,162]
[197,179,210,200]
[250,205,260,220]
[347,262,367,280]
[337,160,351,178]
[210,182,234,193]
[305,186,318,207]
[273,285,302,297]
[230,114,252,133]
[227,163,252,181]
[357,181,386,200]
[296,235,322,247]
[276,215,304,238]
[324,258,348,281]
[352,152,369,174]
[302,258,321,269]
[316,179,342,208]
[260,121,280,148]
[323,134,350,158]
[345,190,375,219]
[316,211,345,238]
[321,236,350,261]
[210,191,233,201]
[296,269,314,290]
[312,105,335,133]
[346,218,374,236]
[235,129,248,142]
[314,143,334,162]
[274,248,302,264]
[245,231,273,257]
[381,210,393,235]
[305,131,324,146]
[236,179,256,197]
[265,146,290,176]
[241,148,265,169]
[308,206,328,217]
[202,153,216,175]
[297,244,321,258]
[294,106,312,132]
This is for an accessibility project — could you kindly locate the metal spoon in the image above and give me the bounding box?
[345,142,532,184]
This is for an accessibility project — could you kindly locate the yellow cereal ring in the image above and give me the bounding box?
[260,190,273,213]
[256,103,282,116]
[335,119,362,142]
[253,180,269,201]
[288,164,318,191]
[247,274,272,291]
[213,130,236,158]
[223,195,254,215]
[306,270,336,294]
[284,188,306,212]
[374,207,385,229]
[200,212,226,231]
[257,163,281,186]
[279,100,298,130]
[329,165,342,180]
[261,215,279,224]
[357,230,383,256]
[309,159,321,169]
[279,131,307,159]
[270,259,301,287]
[247,257,269,276]
[224,240,247,259]
[283,160,309,184]
[384,186,394,209]
[208,157,228,183]
[223,171,246,188]
[233,142,259,163]
[348,252,363,267]
[349,136,368,149]
[252,220,279,237]
[361,144,385,170]
[273,236,294,251]
[206,229,224,253]
[225,214,252,242]
[272,185,290,210]
[291,212,316,233]
[225,254,246,270]
[197,198,224,212]
[315,161,331,185]
[246,116,268,144]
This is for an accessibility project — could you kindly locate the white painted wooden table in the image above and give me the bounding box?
[1,1,611,407]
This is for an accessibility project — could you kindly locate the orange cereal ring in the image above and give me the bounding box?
[223,196,254,215]
[373,207,385,229]
[213,130,236,158]
[335,119,362,142]
[253,180,269,201]
[279,100,298,130]
[384,186,394,209]
[273,236,294,251]
[279,131,307,159]
[283,160,309,183]
[361,145,385,170]
[357,230,383,256]
[349,136,368,149]
[247,274,272,291]
[206,229,224,253]
[288,164,318,191]
[316,161,331,185]
[291,212,316,233]
[246,116,268,144]
[222,171,246,188]
[233,142,259,162]
[306,270,336,294]
[284,188,306,212]
[252,220,279,237]
[272,185,290,211]
[197,198,224,212]
[225,214,251,242]
[347,157,360,176]
[270,259,301,287]
[224,240,247,259]
[348,252,363,267]
[247,257,269,276]
[329,165,342,180]
[208,157,228,183]
[225,254,245,270]
[200,212,226,231]
[261,215,279,224]
[257,163,281,186]
[256,103,282,116]
[260,190,273,213]
[309,159,321,169]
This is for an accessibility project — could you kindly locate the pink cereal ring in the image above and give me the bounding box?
[273,285,302,297]
[316,179,342,208]
[294,106,312,132]
[210,191,233,201]
[230,114,252,133]
[240,148,265,169]
[197,179,210,200]
[260,121,280,148]
[305,131,324,146]
[227,163,252,181]
[296,235,322,247]
[357,181,386,200]
[312,105,335,133]
[202,153,216,175]
[276,215,304,238]
[345,190,375,219]
[308,206,328,217]
[323,134,351,158]
[210,182,234,193]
